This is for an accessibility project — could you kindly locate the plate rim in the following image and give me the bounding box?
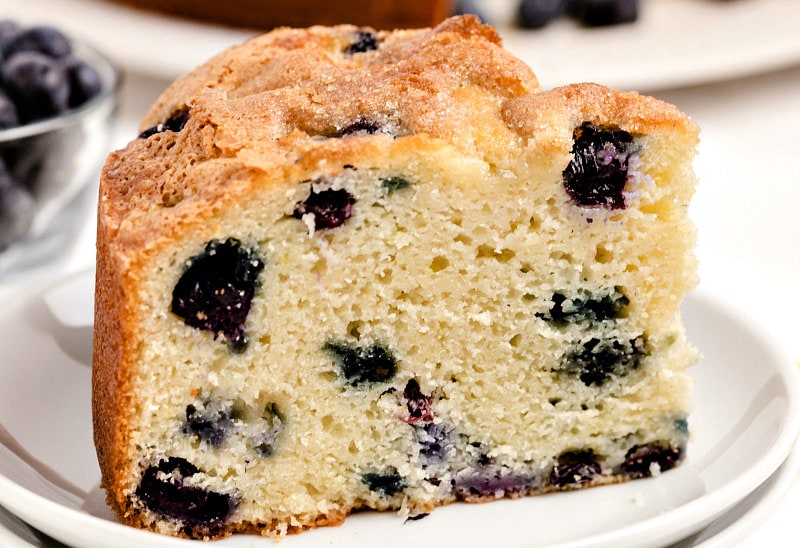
[0,272,798,547]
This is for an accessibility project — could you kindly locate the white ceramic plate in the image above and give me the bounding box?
[0,272,798,548]
[4,0,800,91]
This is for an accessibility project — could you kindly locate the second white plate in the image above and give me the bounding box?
[0,272,798,547]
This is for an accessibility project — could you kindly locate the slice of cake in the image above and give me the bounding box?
[93,15,699,540]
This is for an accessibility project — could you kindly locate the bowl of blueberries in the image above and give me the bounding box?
[0,20,119,269]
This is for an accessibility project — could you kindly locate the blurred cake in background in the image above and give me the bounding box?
[108,0,455,30]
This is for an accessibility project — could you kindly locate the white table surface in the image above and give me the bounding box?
[0,9,799,548]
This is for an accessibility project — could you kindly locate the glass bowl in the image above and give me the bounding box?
[0,39,120,274]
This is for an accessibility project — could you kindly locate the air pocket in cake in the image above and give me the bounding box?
[136,457,235,536]
[562,122,639,210]
[170,238,264,352]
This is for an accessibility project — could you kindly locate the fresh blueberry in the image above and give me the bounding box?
[63,55,102,108]
[549,450,602,487]
[138,108,191,139]
[620,443,684,478]
[1,51,70,123]
[293,187,355,230]
[402,378,434,423]
[561,336,644,386]
[184,401,233,448]
[345,30,379,54]
[567,0,639,27]
[136,457,235,535]
[0,20,23,58]
[3,25,72,59]
[324,340,397,386]
[517,0,567,29]
[171,238,265,353]
[538,287,629,324]
[0,157,35,249]
[0,87,19,128]
[562,122,637,210]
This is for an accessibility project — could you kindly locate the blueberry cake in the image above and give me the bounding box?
[93,15,699,540]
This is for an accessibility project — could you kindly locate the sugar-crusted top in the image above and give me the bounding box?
[99,15,695,247]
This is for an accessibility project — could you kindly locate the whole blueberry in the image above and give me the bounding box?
[567,0,639,27]
[63,55,102,108]
[517,0,567,29]
[4,25,72,59]
[362,467,405,496]
[1,50,70,123]
[0,87,19,128]
[0,20,23,58]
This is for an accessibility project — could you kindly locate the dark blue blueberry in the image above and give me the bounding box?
[136,457,235,535]
[0,157,34,249]
[362,467,405,496]
[567,0,639,27]
[563,122,636,210]
[538,288,629,324]
[0,87,19,128]
[0,20,23,58]
[171,238,265,352]
[381,176,410,193]
[324,340,397,386]
[293,186,355,230]
[138,108,191,139]
[345,30,379,54]
[562,336,644,386]
[184,401,232,448]
[454,471,534,499]
[402,378,434,423]
[620,443,684,478]
[0,51,69,123]
[549,450,602,487]
[3,25,72,59]
[517,0,567,29]
[333,119,384,137]
[63,55,102,108]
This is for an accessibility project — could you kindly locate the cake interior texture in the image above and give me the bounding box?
[93,16,699,539]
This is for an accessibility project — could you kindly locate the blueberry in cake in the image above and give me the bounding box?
[93,15,699,540]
